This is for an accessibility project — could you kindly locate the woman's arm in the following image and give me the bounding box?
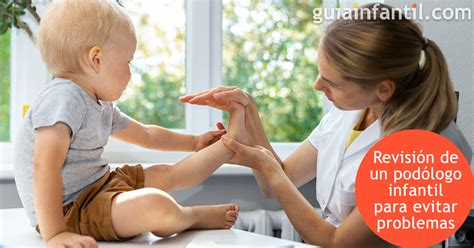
[263,164,385,247]
[221,136,387,247]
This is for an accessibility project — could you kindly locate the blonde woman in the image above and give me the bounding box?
[180,3,472,247]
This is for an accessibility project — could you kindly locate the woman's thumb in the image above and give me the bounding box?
[221,135,245,153]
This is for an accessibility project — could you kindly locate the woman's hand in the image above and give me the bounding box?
[221,134,281,175]
[179,86,253,111]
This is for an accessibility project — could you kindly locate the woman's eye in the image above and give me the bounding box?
[325,79,337,88]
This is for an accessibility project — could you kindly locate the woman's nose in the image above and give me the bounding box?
[313,78,324,92]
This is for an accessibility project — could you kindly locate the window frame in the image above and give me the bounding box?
[2,0,330,166]
[0,30,12,163]
[1,4,52,163]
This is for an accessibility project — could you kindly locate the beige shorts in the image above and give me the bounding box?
[36,164,145,241]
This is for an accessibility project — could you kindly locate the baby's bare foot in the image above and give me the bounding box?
[190,204,240,230]
[227,102,250,145]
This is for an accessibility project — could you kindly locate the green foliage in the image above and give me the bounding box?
[0,0,39,142]
[0,0,24,34]
[117,68,185,128]
[0,29,10,141]
[223,0,323,142]
[0,0,39,42]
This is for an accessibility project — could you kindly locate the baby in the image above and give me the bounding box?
[13,0,246,247]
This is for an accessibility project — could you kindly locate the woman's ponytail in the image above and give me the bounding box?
[381,39,457,134]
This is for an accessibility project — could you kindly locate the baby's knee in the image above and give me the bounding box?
[139,188,181,220]
[151,229,176,238]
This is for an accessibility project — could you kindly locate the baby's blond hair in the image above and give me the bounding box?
[36,0,135,76]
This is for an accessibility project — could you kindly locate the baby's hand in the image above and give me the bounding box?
[194,129,227,152]
[227,101,251,146]
[47,231,97,248]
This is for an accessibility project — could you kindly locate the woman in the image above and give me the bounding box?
[180,3,472,247]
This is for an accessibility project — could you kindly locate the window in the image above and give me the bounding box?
[103,0,220,162]
[223,0,324,142]
[118,0,186,129]
[0,29,10,142]
[5,0,326,165]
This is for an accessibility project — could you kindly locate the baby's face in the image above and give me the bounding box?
[95,32,137,101]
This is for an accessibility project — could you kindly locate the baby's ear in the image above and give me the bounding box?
[87,46,102,73]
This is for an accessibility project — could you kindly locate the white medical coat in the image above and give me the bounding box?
[307,107,472,227]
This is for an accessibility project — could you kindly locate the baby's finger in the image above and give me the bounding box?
[216,122,226,130]
[209,136,221,145]
[211,129,226,138]
[216,129,227,134]
[83,237,97,248]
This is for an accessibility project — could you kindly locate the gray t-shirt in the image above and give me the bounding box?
[14,78,131,226]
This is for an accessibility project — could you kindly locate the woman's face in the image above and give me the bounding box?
[314,52,380,110]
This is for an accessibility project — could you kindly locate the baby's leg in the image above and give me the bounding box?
[110,188,239,238]
[226,102,250,145]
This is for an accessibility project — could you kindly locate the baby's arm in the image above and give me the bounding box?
[158,102,246,191]
[113,118,226,152]
[34,123,96,247]
[112,120,197,151]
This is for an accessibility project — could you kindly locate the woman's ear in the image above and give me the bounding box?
[87,46,102,73]
[377,80,396,102]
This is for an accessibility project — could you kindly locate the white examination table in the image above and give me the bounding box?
[0,208,316,248]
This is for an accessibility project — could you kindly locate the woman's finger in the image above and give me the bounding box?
[214,88,250,106]
[179,95,193,102]
[184,88,222,103]
[221,135,252,155]
[179,89,210,102]
[188,86,238,104]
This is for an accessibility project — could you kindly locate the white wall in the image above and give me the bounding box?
[1,175,318,210]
